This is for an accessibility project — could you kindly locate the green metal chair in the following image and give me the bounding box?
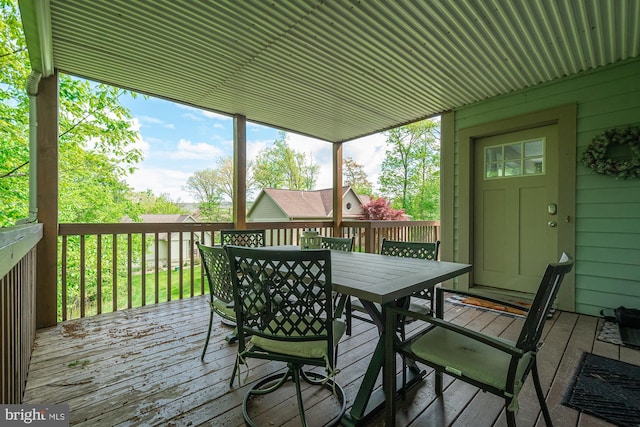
[227,246,346,427]
[385,253,574,427]
[220,229,265,247]
[321,236,355,335]
[321,236,355,252]
[197,243,236,359]
[351,238,441,331]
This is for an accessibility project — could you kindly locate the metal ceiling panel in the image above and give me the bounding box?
[20,0,640,143]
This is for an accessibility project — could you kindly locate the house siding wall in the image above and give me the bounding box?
[453,58,640,316]
[343,191,363,217]
[248,196,286,221]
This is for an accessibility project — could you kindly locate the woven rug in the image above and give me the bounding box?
[446,294,527,318]
[562,352,640,427]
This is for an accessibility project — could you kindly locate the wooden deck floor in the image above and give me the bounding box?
[23,295,639,426]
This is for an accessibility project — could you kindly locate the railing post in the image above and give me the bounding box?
[364,223,375,253]
[36,71,59,328]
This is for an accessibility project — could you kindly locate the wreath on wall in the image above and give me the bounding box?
[581,125,640,179]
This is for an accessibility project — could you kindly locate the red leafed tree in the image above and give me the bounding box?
[358,197,407,220]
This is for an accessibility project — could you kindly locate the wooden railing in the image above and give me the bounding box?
[1,224,42,404]
[57,220,440,321]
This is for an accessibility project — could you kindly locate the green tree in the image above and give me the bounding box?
[1,0,142,226]
[3,0,145,319]
[253,132,319,190]
[343,157,373,195]
[1,0,32,225]
[131,190,185,215]
[378,119,440,219]
[184,168,224,221]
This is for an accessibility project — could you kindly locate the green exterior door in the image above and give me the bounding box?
[473,125,559,294]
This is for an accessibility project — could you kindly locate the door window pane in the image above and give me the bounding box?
[484,138,545,179]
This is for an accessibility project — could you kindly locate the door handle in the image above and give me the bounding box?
[548,221,557,228]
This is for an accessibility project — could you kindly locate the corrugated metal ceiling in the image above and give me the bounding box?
[21,0,640,142]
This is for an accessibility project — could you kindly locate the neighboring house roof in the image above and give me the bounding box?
[248,186,366,221]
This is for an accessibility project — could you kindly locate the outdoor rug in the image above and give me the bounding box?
[597,320,640,348]
[597,320,624,346]
[562,352,640,427]
[445,294,527,318]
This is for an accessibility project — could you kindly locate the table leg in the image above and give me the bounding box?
[342,300,424,427]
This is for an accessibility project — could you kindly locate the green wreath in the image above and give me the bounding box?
[581,126,640,179]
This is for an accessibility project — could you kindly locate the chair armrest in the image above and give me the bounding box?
[387,305,524,357]
[435,286,530,313]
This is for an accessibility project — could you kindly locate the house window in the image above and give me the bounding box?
[484,138,545,179]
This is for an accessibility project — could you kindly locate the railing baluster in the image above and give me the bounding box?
[61,235,68,321]
[167,231,172,302]
[141,233,146,306]
[179,232,184,299]
[80,235,86,318]
[154,232,159,304]
[127,233,132,309]
[112,234,118,312]
[97,234,102,315]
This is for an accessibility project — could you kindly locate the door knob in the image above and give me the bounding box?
[548,221,557,228]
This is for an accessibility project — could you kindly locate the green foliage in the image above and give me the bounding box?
[2,0,142,227]
[253,132,319,190]
[378,119,440,220]
[343,157,373,195]
[1,0,31,225]
[184,168,227,221]
[131,190,185,215]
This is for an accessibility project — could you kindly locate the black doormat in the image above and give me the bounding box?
[562,352,640,427]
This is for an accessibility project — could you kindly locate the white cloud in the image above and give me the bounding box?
[138,115,175,129]
[127,167,195,202]
[171,138,224,160]
[201,110,232,121]
[344,133,388,190]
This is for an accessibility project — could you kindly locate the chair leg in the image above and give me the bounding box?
[435,371,443,395]
[532,361,553,426]
[346,297,352,336]
[292,367,308,426]
[505,406,516,427]
[201,310,214,360]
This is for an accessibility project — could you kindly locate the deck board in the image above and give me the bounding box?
[23,295,638,426]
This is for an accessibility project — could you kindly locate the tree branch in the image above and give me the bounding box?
[1,161,29,178]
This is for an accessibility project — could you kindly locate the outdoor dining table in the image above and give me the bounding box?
[320,250,471,426]
[251,246,471,425]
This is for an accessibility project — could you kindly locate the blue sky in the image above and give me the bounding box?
[119,94,388,202]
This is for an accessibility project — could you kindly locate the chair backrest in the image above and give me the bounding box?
[226,246,335,361]
[321,236,354,252]
[380,238,440,260]
[220,229,266,247]
[516,253,574,352]
[198,243,233,304]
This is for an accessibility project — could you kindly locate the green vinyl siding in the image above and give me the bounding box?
[453,57,640,316]
[247,195,287,221]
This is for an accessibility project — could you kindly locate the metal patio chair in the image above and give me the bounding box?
[351,238,441,333]
[197,243,236,359]
[227,246,346,427]
[386,253,574,427]
[220,229,265,247]
[321,236,356,336]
